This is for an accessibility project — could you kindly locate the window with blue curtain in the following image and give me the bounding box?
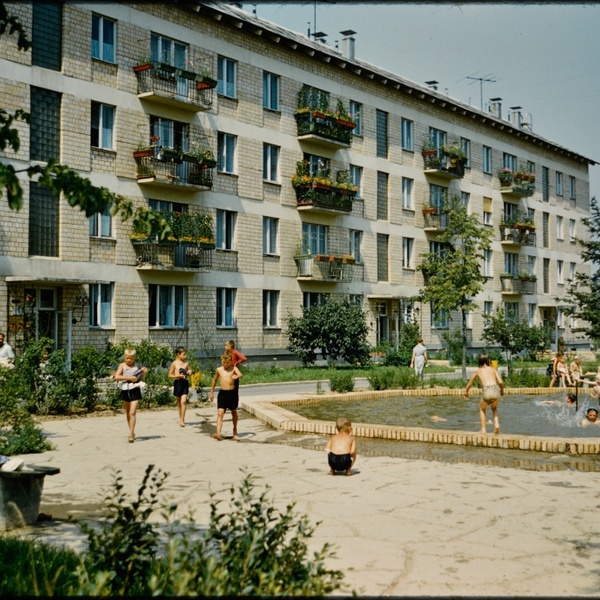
[92,14,115,63]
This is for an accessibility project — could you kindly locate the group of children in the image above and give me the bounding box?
[114,340,246,444]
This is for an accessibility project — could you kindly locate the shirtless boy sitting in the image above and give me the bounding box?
[464,353,504,435]
[210,351,243,441]
[325,417,357,476]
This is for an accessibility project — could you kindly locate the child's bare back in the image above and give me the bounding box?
[325,417,357,476]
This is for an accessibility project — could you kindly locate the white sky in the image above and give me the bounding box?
[241,2,600,199]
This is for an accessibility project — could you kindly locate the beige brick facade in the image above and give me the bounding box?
[0,1,594,361]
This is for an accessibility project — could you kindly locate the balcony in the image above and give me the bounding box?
[132,241,214,271]
[292,164,357,215]
[294,254,354,282]
[134,150,213,191]
[422,151,465,179]
[498,171,535,197]
[422,208,448,232]
[499,226,537,247]
[133,62,215,112]
[500,275,537,295]
[294,110,356,149]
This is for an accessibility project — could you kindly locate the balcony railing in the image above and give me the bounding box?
[132,240,213,270]
[133,63,215,111]
[294,110,355,148]
[500,276,537,294]
[295,184,355,214]
[422,150,465,179]
[294,254,354,281]
[423,209,448,231]
[134,152,213,190]
[499,226,537,246]
[499,176,535,197]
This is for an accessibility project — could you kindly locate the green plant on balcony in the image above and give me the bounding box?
[499,167,513,186]
[425,156,444,169]
[440,141,467,162]
[500,272,514,279]
[197,66,217,89]
[334,170,358,194]
[291,160,332,189]
[334,99,356,128]
[296,85,330,117]
[518,272,537,282]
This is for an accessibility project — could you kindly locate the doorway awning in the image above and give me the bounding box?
[5,277,110,285]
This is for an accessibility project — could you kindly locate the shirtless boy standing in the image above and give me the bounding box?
[325,417,357,476]
[464,353,504,435]
[210,351,243,441]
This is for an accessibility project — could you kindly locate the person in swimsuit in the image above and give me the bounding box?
[210,351,243,441]
[325,417,357,476]
[581,407,600,426]
[410,338,429,379]
[464,353,504,435]
[168,346,191,427]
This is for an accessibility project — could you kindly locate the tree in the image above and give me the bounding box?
[557,196,600,345]
[417,193,493,379]
[0,4,169,238]
[481,307,549,366]
[286,297,371,366]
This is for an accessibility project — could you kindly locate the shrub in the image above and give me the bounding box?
[367,367,420,391]
[384,323,420,367]
[329,371,354,393]
[442,329,463,366]
[503,367,549,388]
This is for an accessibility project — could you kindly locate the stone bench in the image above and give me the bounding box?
[0,465,60,530]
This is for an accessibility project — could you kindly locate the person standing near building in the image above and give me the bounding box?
[410,338,429,379]
[0,332,15,368]
[225,340,246,391]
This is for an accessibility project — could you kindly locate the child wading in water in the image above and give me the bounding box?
[325,417,357,476]
[464,353,504,435]
[210,351,243,441]
[168,346,191,427]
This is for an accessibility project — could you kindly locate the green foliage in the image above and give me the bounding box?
[0,535,80,596]
[384,322,420,367]
[442,329,463,366]
[73,466,344,596]
[482,308,549,364]
[329,371,355,393]
[503,367,550,388]
[286,297,370,366]
[367,367,421,391]
[559,196,600,344]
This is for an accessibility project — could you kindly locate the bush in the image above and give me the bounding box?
[503,367,550,388]
[384,322,420,367]
[329,371,354,393]
[442,329,463,366]
[367,367,420,391]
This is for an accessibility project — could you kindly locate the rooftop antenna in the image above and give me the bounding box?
[466,73,497,110]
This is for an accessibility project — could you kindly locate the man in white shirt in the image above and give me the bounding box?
[0,332,15,368]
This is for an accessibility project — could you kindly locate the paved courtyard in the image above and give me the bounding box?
[12,389,600,597]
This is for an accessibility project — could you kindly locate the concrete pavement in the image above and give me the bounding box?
[12,390,600,597]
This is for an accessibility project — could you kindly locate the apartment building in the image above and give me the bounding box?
[0,1,594,361]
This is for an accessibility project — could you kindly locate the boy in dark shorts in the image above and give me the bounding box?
[168,346,191,427]
[325,417,357,476]
[210,351,243,441]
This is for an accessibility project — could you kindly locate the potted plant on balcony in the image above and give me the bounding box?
[500,272,514,279]
[440,141,467,164]
[157,146,182,163]
[334,170,358,196]
[334,99,357,129]
[134,141,155,159]
[499,167,513,186]
[133,55,153,72]
[197,66,217,89]
[422,139,438,156]
[177,59,196,81]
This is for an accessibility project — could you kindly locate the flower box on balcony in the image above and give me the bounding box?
[422,149,437,156]
[157,147,182,163]
[133,61,153,73]
[336,118,356,129]
[156,62,177,74]
[197,76,217,90]
[422,207,438,215]
[133,148,154,158]
[177,68,196,80]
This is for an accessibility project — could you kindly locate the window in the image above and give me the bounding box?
[504,302,519,323]
[557,309,564,329]
[528,255,536,277]
[151,33,187,68]
[402,177,413,210]
[376,110,388,158]
[304,153,330,177]
[92,14,115,63]
[570,219,576,243]
[569,176,576,200]
[542,212,549,248]
[461,138,471,168]
[30,87,61,162]
[29,182,58,257]
[350,101,362,136]
[505,252,518,276]
[377,171,388,220]
[402,300,415,324]
[349,230,362,263]
[377,233,389,281]
[569,262,576,285]
[32,3,62,70]
[401,118,413,151]
[431,304,448,329]
[503,153,517,172]
[484,301,493,317]
[483,249,492,277]
[216,288,236,328]
[89,203,112,238]
[89,283,113,327]
[556,215,564,241]
[263,217,278,255]
[217,56,236,98]
[482,146,492,174]
[151,116,188,151]
[302,223,328,255]
[543,258,550,294]
[263,72,279,110]
[149,284,185,328]
[556,171,563,196]
[402,237,414,269]
[557,260,564,284]
[303,292,328,309]
[217,132,236,174]
[429,184,446,212]
[483,197,492,226]
[262,144,279,182]
[542,166,549,202]
[349,165,362,198]
[216,209,236,250]
[528,304,536,327]
[91,102,114,149]
[461,191,470,212]
[263,290,279,328]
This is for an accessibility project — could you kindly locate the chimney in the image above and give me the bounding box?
[340,29,356,60]
[425,80,439,91]
[489,97,502,118]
